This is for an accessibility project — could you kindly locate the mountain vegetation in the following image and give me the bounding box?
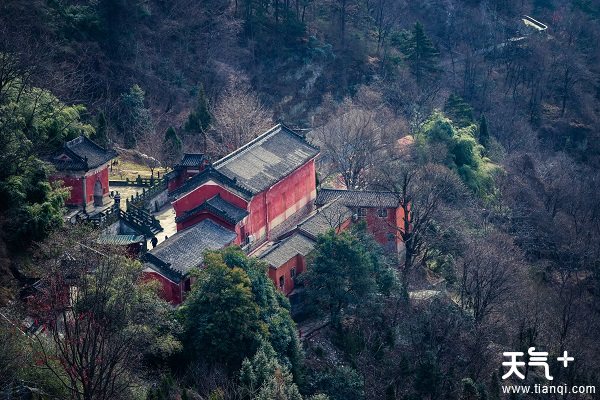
[2,0,600,399]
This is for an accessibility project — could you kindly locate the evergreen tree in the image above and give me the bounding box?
[401,22,440,83]
[179,248,302,375]
[185,84,211,134]
[91,111,109,148]
[180,252,265,370]
[478,114,490,148]
[219,247,303,376]
[0,81,93,250]
[444,94,474,128]
[162,126,183,167]
[239,342,303,400]
[119,84,153,149]
[300,229,395,328]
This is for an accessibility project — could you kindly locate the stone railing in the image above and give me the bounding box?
[109,173,164,187]
[125,178,168,209]
[121,203,163,236]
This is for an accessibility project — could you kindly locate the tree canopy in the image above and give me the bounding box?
[180,247,301,374]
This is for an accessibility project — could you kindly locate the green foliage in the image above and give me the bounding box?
[453,136,478,168]
[162,126,183,166]
[444,94,474,128]
[398,22,440,83]
[301,229,396,328]
[0,79,94,158]
[1,160,67,249]
[51,2,103,40]
[418,112,499,198]
[305,366,364,400]
[0,78,93,250]
[180,247,302,376]
[119,84,153,148]
[185,85,211,134]
[478,115,490,148]
[135,280,183,362]
[219,246,302,375]
[91,111,109,148]
[180,252,265,370]
[239,341,302,400]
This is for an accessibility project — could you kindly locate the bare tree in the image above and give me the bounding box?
[376,161,466,292]
[210,85,273,156]
[314,99,397,189]
[27,230,177,400]
[458,233,519,324]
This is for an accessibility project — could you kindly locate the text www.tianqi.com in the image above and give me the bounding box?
[502,384,596,395]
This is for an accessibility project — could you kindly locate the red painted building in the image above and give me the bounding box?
[142,219,236,304]
[254,189,406,296]
[255,198,353,295]
[166,153,207,192]
[143,124,407,302]
[51,136,117,212]
[314,189,406,252]
[144,125,319,303]
[169,124,319,247]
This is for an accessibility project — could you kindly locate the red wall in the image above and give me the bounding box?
[173,183,248,218]
[268,254,306,295]
[57,175,84,206]
[168,166,206,192]
[177,211,236,232]
[360,207,401,249]
[172,159,316,244]
[266,159,316,230]
[52,165,110,207]
[245,159,317,242]
[142,271,184,305]
[85,167,109,204]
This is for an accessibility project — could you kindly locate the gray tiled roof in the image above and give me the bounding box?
[175,194,249,225]
[206,195,248,222]
[297,199,353,239]
[178,153,205,167]
[52,136,117,171]
[169,166,255,200]
[97,234,145,246]
[260,232,316,268]
[315,189,400,208]
[144,219,236,280]
[213,124,319,194]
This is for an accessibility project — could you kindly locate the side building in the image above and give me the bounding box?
[142,219,237,304]
[50,136,117,213]
[254,189,406,296]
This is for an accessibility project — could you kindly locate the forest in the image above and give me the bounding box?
[1,0,600,399]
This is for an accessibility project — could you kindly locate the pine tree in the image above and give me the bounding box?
[119,84,153,149]
[185,85,211,152]
[162,126,183,167]
[478,114,490,148]
[91,112,108,148]
[239,342,303,400]
[185,84,211,133]
[444,94,474,128]
[402,22,440,83]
